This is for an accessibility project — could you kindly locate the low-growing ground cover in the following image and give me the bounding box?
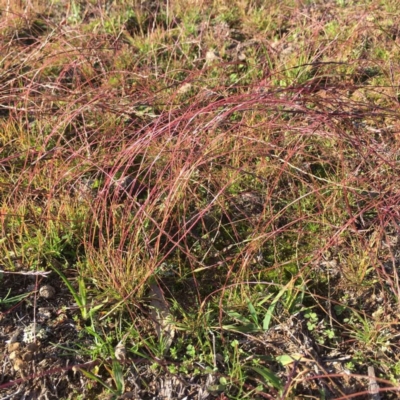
[1,0,400,398]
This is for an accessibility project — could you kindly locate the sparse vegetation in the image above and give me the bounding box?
[1,0,400,398]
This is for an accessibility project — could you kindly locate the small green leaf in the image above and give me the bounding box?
[0,289,30,305]
[78,367,114,392]
[276,354,308,366]
[248,365,283,391]
[112,361,125,393]
[247,297,258,325]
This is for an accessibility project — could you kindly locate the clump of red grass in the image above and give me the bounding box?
[2,27,400,305]
[71,67,400,312]
[2,2,400,397]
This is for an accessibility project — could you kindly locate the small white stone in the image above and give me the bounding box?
[39,285,55,299]
[37,307,52,320]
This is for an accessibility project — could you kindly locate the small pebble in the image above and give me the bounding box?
[39,285,55,299]
[26,342,39,352]
[13,358,27,372]
[37,307,52,320]
[7,342,21,352]
[22,352,33,362]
